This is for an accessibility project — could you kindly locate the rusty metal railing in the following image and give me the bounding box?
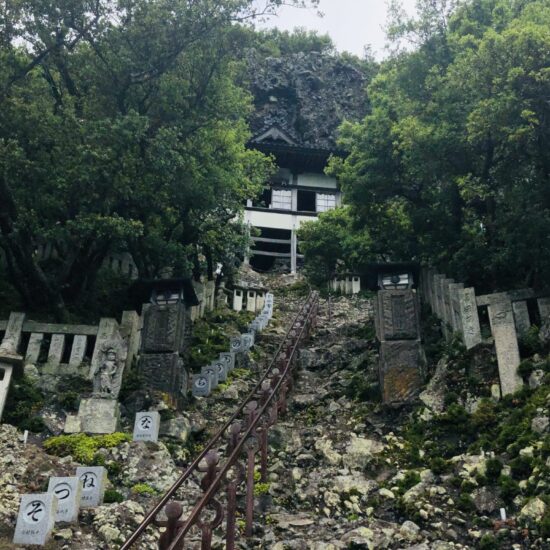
[121,291,319,549]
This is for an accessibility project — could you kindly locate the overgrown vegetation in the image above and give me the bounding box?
[188,309,255,372]
[302,0,550,293]
[0,0,330,319]
[3,376,45,433]
[44,433,131,464]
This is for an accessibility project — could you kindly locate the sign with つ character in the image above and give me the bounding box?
[13,493,57,546]
[76,466,107,508]
[47,477,82,523]
[133,411,160,443]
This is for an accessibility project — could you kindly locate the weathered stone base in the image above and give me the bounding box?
[379,340,424,403]
[64,397,120,434]
[138,352,185,394]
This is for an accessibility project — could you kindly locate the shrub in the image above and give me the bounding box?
[478,534,498,550]
[518,360,535,379]
[104,489,125,503]
[44,433,131,463]
[254,482,271,496]
[58,391,80,411]
[518,326,542,356]
[485,458,503,482]
[457,492,475,512]
[510,456,533,479]
[395,471,421,493]
[498,476,520,503]
[429,457,450,475]
[3,376,45,432]
[131,483,157,496]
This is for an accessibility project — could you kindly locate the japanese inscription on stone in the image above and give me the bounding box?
[76,466,107,508]
[47,476,82,523]
[133,411,160,443]
[488,296,523,396]
[13,493,57,546]
[457,288,482,349]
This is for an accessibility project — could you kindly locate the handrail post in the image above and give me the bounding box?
[244,436,259,538]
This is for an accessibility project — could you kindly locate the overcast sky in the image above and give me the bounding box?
[257,0,418,59]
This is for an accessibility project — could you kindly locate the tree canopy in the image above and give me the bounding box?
[316,0,550,292]
[0,0,318,317]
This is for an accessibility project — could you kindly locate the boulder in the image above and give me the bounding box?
[342,435,384,470]
[520,497,547,521]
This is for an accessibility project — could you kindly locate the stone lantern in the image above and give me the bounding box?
[136,279,198,406]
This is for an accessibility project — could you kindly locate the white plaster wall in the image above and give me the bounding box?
[245,210,316,230]
[297,173,338,189]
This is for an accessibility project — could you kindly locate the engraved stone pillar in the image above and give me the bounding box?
[69,335,88,367]
[379,340,424,402]
[246,290,257,313]
[375,290,421,341]
[0,363,14,421]
[488,295,523,396]
[512,301,531,337]
[437,276,450,324]
[375,289,424,403]
[0,312,25,358]
[120,310,140,370]
[47,334,65,367]
[141,304,187,354]
[448,283,464,333]
[0,313,25,421]
[442,278,455,335]
[25,333,44,365]
[432,274,445,319]
[233,289,243,312]
[457,288,482,349]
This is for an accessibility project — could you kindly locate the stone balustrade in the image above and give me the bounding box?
[420,268,550,396]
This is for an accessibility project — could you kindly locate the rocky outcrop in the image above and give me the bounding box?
[247,50,368,149]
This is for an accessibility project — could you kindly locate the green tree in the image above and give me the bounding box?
[0,0,317,317]
[297,207,374,286]
[327,0,550,292]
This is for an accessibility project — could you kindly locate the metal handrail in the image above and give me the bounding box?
[166,292,318,549]
[121,291,318,549]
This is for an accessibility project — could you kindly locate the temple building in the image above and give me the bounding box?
[245,126,342,273]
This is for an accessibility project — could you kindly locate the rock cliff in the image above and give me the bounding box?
[247,50,368,149]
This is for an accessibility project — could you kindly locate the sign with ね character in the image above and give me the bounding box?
[13,493,57,546]
[76,466,107,508]
[47,477,82,523]
[133,411,160,443]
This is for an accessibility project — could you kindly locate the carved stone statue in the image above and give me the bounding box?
[90,339,127,399]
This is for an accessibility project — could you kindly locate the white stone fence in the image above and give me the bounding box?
[420,268,550,396]
[330,275,361,295]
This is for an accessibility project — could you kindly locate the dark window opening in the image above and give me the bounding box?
[250,227,291,272]
[253,187,272,208]
[297,190,316,212]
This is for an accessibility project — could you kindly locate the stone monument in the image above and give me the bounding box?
[13,493,57,546]
[0,312,25,422]
[137,280,194,405]
[64,336,127,434]
[374,271,425,403]
[133,411,160,442]
[76,466,107,508]
[192,373,211,397]
[47,476,82,523]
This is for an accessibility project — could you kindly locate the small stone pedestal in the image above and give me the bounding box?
[64,397,121,434]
